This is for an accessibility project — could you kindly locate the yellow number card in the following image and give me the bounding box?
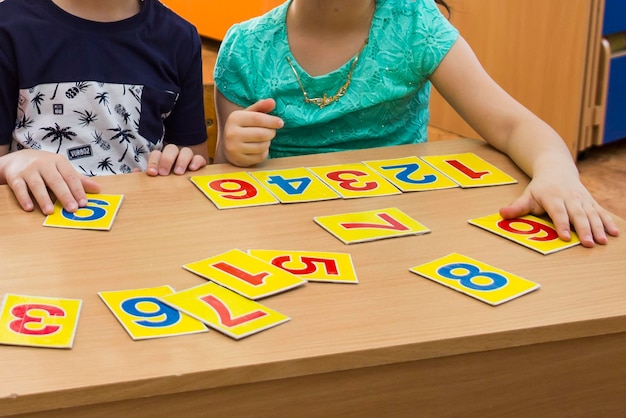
[43,193,124,230]
[183,249,307,300]
[314,207,431,244]
[468,213,581,254]
[410,253,540,306]
[420,153,517,188]
[308,163,401,198]
[0,294,82,349]
[98,286,208,340]
[189,172,278,209]
[248,250,359,284]
[250,167,341,203]
[159,282,290,340]
[363,156,458,192]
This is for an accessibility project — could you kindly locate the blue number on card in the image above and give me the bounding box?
[62,198,109,221]
[121,297,181,328]
[437,262,508,291]
[380,163,436,185]
[266,175,311,195]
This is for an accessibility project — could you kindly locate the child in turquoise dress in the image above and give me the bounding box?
[213,0,619,248]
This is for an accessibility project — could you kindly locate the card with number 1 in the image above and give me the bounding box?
[420,153,517,188]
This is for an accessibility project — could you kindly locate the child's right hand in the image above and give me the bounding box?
[222,98,284,167]
[0,149,100,215]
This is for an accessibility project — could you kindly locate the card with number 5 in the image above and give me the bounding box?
[43,193,124,230]
[410,253,540,305]
[468,213,580,254]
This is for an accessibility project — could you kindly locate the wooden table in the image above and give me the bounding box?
[1,139,625,417]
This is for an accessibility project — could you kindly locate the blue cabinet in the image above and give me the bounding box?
[602,0,626,144]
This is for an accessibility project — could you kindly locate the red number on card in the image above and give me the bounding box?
[9,304,65,335]
[212,262,269,286]
[325,170,377,191]
[271,255,339,275]
[497,218,559,241]
[444,159,489,179]
[209,179,258,200]
[200,295,267,327]
[341,213,409,231]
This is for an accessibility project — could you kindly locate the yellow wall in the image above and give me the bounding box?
[161,0,284,41]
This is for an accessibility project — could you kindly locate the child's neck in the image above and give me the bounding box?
[289,0,375,35]
[51,0,142,22]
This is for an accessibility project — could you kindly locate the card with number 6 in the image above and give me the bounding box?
[98,286,208,340]
[468,213,580,254]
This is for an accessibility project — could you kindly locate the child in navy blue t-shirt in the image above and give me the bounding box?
[0,0,208,214]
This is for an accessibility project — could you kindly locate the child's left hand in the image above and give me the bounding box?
[145,143,208,176]
[499,173,620,247]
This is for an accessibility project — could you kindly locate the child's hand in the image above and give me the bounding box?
[0,149,100,215]
[222,98,284,167]
[146,143,207,176]
[499,174,619,248]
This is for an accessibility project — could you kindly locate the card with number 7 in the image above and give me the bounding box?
[468,213,581,254]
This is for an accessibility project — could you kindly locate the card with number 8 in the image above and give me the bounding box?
[410,253,540,305]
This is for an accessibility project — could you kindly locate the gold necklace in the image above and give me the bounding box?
[286,39,368,109]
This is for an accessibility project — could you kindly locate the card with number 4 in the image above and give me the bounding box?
[43,193,124,230]
[410,253,540,306]
[159,282,290,340]
[249,167,341,203]
[468,213,581,254]
[98,286,208,340]
[0,294,82,348]
[314,207,430,244]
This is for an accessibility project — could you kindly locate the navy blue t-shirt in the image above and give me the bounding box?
[0,0,207,175]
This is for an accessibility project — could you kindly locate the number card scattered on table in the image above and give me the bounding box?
[43,194,124,230]
[98,286,208,340]
[468,213,581,254]
[363,156,458,192]
[249,167,341,203]
[314,207,431,244]
[159,282,290,340]
[308,163,401,198]
[189,172,279,209]
[410,253,540,305]
[183,249,307,300]
[420,153,517,188]
[0,294,82,348]
[248,250,359,284]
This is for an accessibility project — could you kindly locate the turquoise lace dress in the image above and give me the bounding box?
[214,0,459,159]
